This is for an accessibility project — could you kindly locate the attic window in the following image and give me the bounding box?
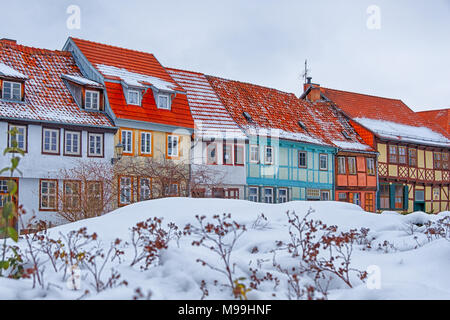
[128,90,141,106]
[298,120,307,131]
[157,94,170,110]
[85,90,100,110]
[341,130,351,140]
[2,81,21,101]
[243,112,252,122]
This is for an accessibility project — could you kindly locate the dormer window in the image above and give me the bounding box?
[157,94,170,110]
[128,90,141,105]
[85,90,99,110]
[2,81,21,101]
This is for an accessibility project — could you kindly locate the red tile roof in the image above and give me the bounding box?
[166,68,246,139]
[320,87,450,146]
[0,40,114,128]
[69,38,194,128]
[206,76,374,151]
[417,108,450,134]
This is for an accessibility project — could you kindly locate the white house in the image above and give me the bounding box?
[166,68,247,199]
[0,39,117,228]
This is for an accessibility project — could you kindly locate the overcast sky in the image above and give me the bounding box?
[1,0,449,111]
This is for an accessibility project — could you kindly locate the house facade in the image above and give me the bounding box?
[166,68,247,199]
[0,39,117,227]
[63,38,195,206]
[305,81,450,213]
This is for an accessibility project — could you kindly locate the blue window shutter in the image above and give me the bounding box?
[389,184,396,209]
[376,190,380,210]
[403,185,409,210]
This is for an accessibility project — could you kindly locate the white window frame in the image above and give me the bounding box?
[264,187,274,204]
[319,153,328,171]
[139,177,152,201]
[8,124,26,151]
[250,145,259,163]
[223,143,233,165]
[2,81,21,101]
[278,188,288,203]
[64,130,81,156]
[42,128,60,154]
[248,187,259,202]
[157,94,171,110]
[298,151,307,168]
[88,133,103,157]
[167,135,179,157]
[128,90,141,106]
[321,190,330,201]
[367,158,375,175]
[121,130,133,154]
[85,90,100,110]
[119,176,132,205]
[140,131,152,155]
[234,144,245,165]
[264,146,274,165]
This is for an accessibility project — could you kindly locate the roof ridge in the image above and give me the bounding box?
[322,86,405,103]
[70,37,156,58]
[1,41,71,57]
[166,67,205,76]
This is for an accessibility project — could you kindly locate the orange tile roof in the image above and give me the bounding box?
[417,108,450,134]
[206,76,374,151]
[69,38,194,128]
[0,40,114,128]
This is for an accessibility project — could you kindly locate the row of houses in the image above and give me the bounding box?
[0,37,449,227]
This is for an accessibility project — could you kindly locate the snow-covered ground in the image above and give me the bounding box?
[1,198,450,300]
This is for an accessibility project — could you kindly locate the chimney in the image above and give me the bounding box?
[303,77,321,102]
[0,38,17,45]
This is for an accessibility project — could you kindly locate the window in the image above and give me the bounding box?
[442,153,449,170]
[167,135,179,157]
[166,183,179,197]
[2,81,21,101]
[398,146,407,164]
[40,179,57,210]
[8,124,26,151]
[349,192,361,206]
[367,158,375,175]
[320,190,330,201]
[338,192,348,202]
[64,130,81,156]
[42,128,60,154]
[264,146,273,165]
[337,157,346,174]
[415,190,425,201]
[319,154,328,171]
[394,185,404,209]
[433,187,440,201]
[212,188,225,198]
[192,189,206,198]
[389,145,398,163]
[157,94,170,110]
[380,184,390,209]
[206,143,217,165]
[88,133,103,157]
[63,181,81,210]
[225,188,240,199]
[263,188,273,203]
[85,90,99,110]
[139,178,151,201]
[234,145,244,165]
[128,90,141,105]
[248,187,258,202]
[434,152,443,169]
[306,188,320,200]
[365,193,374,212]
[140,131,152,155]
[250,145,259,163]
[87,181,102,210]
[408,148,417,167]
[121,130,133,154]
[348,157,357,175]
[278,188,288,203]
[223,144,233,165]
[298,151,307,168]
[119,176,133,205]
[0,178,17,208]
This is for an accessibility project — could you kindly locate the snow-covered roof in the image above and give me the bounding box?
[96,64,176,92]
[0,62,27,79]
[331,140,373,152]
[355,118,450,147]
[0,42,114,128]
[62,74,103,88]
[167,68,246,140]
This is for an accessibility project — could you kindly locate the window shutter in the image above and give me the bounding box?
[258,187,263,203]
[389,184,396,210]
[376,190,380,210]
[403,185,409,210]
